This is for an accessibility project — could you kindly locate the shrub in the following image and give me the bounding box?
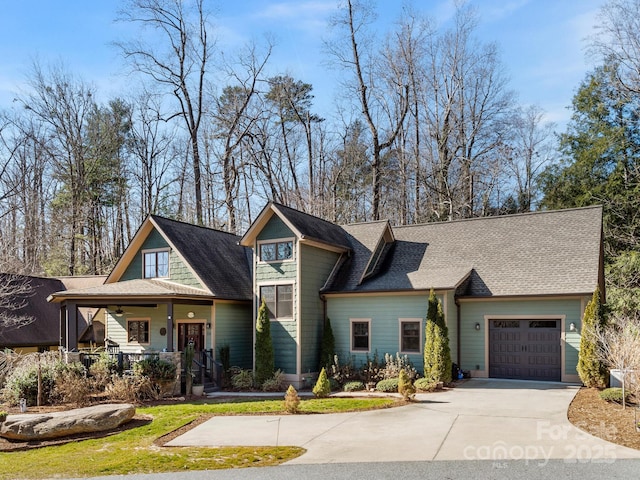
[329,354,358,385]
[380,352,418,380]
[53,362,91,406]
[313,367,331,398]
[414,377,437,392]
[343,381,365,392]
[105,375,149,403]
[424,289,452,383]
[89,353,118,391]
[219,344,231,385]
[284,385,301,413]
[328,377,340,391]
[262,369,285,392]
[2,353,61,406]
[398,369,415,400]
[376,378,399,392]
[231,369,254,390]
[319,318,335,371]
[134,357,177,382]
[0,411,7,423]
[599,387,631,404]
[255,298,274,387]
[578,289,608,388]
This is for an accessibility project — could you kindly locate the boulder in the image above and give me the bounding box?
[0,403,136,441]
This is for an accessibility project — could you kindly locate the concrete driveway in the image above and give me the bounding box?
[166,379,640,464]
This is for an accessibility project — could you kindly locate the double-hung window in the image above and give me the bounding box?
[144,249,169,278]
[128,319,150,344]
[399,319,421,353]
[351,319,370,352]
[259,240,293,262]
[259,285,293,320]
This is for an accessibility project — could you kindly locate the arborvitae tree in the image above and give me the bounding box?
[577,288,608,388]
[312,367,331,398]
[424,289,452,383]
[284,384,301,413]
[319,317,335,371]
[255,298,274,387]
[398,369,416,401]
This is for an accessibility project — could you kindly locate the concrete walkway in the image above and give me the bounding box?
[166,379,640,464]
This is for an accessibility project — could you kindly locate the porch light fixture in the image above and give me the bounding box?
[115,306,124,318]
[187,311,195,318]
[569,322,577,332]
[474,322,481,331]
[206,322,211,329]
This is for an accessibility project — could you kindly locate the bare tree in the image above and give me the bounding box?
[212,41,272,232]
[0,273,35,333]
[117,0,212,225]
[590,0,640,95]
[595,313,640,408]
[326,0,409,221]
[504,105,555,212]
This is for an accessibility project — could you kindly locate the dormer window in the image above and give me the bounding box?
[259,240,293,262]
[144,249,169,278]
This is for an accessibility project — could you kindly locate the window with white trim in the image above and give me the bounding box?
[127,319,150,344]
[351,319,370,352]
[143,249,169,278]
[259,240,293,262]
[259,285,293,320]
[400,319,421,353]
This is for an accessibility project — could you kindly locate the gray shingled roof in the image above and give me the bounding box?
[272,203,351,250]
[326,221,392,290]
[151,216,253,301]
[48,278,213,300]
[325,206,603,297]
[0,274,64,347]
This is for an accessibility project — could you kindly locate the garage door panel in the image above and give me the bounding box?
[489,319,560,381]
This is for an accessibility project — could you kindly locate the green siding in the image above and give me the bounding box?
[271,320,297,373]
[326,295,432,373]
[459,298,584,376]
[256,262,297,282]
[300,244,340,374]
[105,304,212,353]
[215,302,253,369]
[257,215,294,240]
[444,291,458,364]
[254,216,300,374]
[120,228,202,289]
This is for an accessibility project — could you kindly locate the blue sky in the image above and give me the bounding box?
[0,0,606,129]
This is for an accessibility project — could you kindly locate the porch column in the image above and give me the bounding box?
[59,304,67,349]
[166,302,174,352]
[67,301,78,351]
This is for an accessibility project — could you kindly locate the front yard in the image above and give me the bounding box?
[0,396,399,479]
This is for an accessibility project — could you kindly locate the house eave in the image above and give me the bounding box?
[455,292,595,302]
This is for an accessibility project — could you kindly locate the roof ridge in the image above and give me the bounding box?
[392,205,603,229]
[271,202,344,228]
[150,214,242,238]
[341,219,390,227]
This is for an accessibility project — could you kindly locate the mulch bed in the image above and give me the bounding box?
[568,387,640,451]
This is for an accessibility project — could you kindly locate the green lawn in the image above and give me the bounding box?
[0,397,398,479]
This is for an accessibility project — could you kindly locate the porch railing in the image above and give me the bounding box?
[79,348,223,389]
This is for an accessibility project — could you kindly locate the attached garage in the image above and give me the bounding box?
[489,318,561,381]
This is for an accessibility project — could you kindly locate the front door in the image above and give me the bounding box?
[178,323,205,352]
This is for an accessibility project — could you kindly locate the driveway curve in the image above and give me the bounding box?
[167,379,640,464]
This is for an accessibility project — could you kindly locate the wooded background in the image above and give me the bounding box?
[0,0,637,313]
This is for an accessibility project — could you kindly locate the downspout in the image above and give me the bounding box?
[455,297,461,367]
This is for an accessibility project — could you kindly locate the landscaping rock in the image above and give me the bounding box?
[0,403,135,441]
